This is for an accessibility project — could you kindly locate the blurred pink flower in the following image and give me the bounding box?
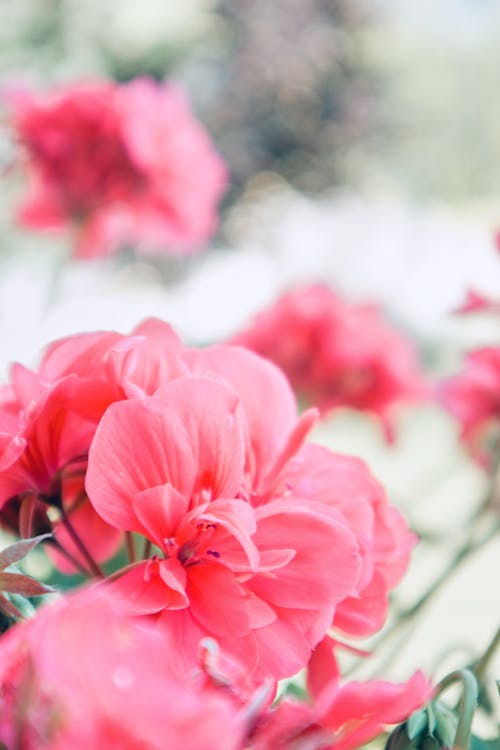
[10,78,227,258]
[0,588,243,749]
[232,284,427,440]
[454,289,500,315]
[438,347,500,467]
[251,665,431,750]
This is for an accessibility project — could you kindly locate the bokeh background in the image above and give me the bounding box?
[0,0,499,688]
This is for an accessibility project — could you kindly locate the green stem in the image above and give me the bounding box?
[435,669,478,750]
[125,532,136,564]
[142,538,152,560]
[60,509,104,579]
[473,626,500,685]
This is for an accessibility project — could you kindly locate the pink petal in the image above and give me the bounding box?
[154,378,245,502]
[86,398,196,532]
[320,671,433,750]
[307,636,341,701]
[108,559,187,615]
[333,569,389,636]
[187,563,251,638]
[132,484,189,547]
[250,500,361,611]
[189,345,297,484]
[41,330,123,381]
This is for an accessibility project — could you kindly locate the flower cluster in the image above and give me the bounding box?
[0,588,430,750]
[232,284,426,439]
[0,318,429,745]
[9,78,227,258]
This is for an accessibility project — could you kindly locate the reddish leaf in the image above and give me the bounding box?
[0,533,51,571]
[0,572,54,597]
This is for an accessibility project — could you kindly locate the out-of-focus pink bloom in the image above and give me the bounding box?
[251,670,432,750]
[232,284,426,440]
[0,588,243,750]
[10,78,227,258]
[454,289,500,315]
[438,347,500,467]
[86,375,361,681]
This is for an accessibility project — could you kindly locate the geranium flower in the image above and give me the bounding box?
[250,669,432,750]
[438,347,500,467]
[188,343,416,643]
[86,376,362,680]
[1,318,415,683]
[10,78,227,258]
[0,588,243,750]
[231,284,426,440]
[0,371,122,574]
[0,320,189,574]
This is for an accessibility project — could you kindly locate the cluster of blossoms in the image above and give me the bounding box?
[8,78,227,258]
[232,284,426,440]
[0,318,430,746]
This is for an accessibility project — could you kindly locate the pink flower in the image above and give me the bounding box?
[188,343,415,642]
[454,289,500,316]
[251,667,432,750]
[0,588,243,750]
[85,375,362,680]
[0,320,189,573]
[0,371,122,573]
[251,647,432,750]
[1,318,415,684]
[438,347,500,466]
[11,78,227,258]
[232,284,426,440]
[281,444,416,639]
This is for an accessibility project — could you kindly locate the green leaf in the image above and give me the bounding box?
[426,704,437,737]
[282,682,309,700]
[0,592,22,619]
[433,701,458,748]
[408,709,428,740]
[471,736,500,750]
[0,534,51,570]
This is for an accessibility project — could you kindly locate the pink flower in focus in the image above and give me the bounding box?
[0,588,243,750]
[10,78,227,258]
[232,284,426,440]
[0,318,415,686]
[85,375,362,681]
[188,344,415,645]
[282,444,416,640]
[438,347,500,466]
